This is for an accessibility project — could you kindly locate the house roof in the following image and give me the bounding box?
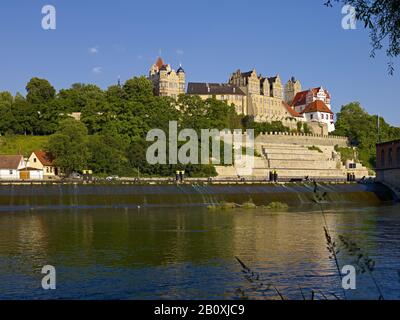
[237,70,254,78]
[0,155,23,170]
[300,100,333,114]
[187,83,245,95]
[291,87,331,107]
[282,102,303,118]
[33,150,55,166]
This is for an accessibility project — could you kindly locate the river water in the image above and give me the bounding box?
[0,184,399,300]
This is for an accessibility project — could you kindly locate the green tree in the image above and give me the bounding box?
[0,92,15,134]
[26,77,56,105]
[123,76,154,102]
[47,119,90,174]
[58,83,105,113]
[88,128,128,175]
[333,102,400,168]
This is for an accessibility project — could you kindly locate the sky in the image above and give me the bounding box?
[0,0,399,126]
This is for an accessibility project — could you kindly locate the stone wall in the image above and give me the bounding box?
[377,169,400,190]
[254,132,348,147]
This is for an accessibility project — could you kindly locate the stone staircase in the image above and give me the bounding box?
[252,143,347,179]
[215,141,370,180]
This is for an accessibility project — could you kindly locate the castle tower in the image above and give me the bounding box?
[284,77,302,104]
[269,75,283,99]
[177,64,186,95]
[148,57,185,98]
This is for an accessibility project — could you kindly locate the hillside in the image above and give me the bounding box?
[0,135,49,157]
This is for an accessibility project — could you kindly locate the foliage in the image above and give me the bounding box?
[333,102,400,168]
[0,76,244,177]
[334,145,356,164]
[47,119,91,174]
[242,116,291,136]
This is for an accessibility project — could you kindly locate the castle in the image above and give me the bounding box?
[149,58,335,133]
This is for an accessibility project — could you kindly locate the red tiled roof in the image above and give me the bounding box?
[300,100,333,114]
[33,150,55,166]
[282,102,303,118]
[291,91,308,107]
[291,87,330,107]
[0,155,23,170]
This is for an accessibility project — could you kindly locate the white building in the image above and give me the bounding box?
[291,87,335,132]
[292,87,331,113]
[0,155,25,180]
[27,150,58,178]
[301,100,335,132]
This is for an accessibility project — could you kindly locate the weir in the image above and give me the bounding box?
[0,183,394,211]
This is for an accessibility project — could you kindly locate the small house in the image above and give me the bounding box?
[28,150,59,178]
[0,155,25,180]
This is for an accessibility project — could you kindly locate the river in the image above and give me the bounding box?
[0,184,399,300]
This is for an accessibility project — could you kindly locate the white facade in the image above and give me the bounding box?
[0,169,20,180]
[0,156,25,180]
[303,111,335,132]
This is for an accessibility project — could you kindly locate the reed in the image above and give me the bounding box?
[338,235,384,300]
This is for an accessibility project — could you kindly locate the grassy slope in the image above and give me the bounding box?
[0,135,49,157]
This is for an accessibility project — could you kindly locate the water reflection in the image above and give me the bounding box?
[0,203,400,299]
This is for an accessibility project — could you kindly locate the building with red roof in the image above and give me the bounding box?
[27,150,60,179]
[299,100,335,132]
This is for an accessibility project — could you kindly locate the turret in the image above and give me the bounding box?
[284,77,302,104]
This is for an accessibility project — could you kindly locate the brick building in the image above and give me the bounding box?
[376,139,400,190]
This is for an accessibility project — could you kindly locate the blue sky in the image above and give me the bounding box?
[0,0,398,125]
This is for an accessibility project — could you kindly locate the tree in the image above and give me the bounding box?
[333,102,400,168]
[88,128,128,175]
[47,119,90,174]
[58,83,105,113]
[0,92,15,134]
[122,76,154,102]
[26,77,56,105]
[12,93,38,135]
[325,0,400,74]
